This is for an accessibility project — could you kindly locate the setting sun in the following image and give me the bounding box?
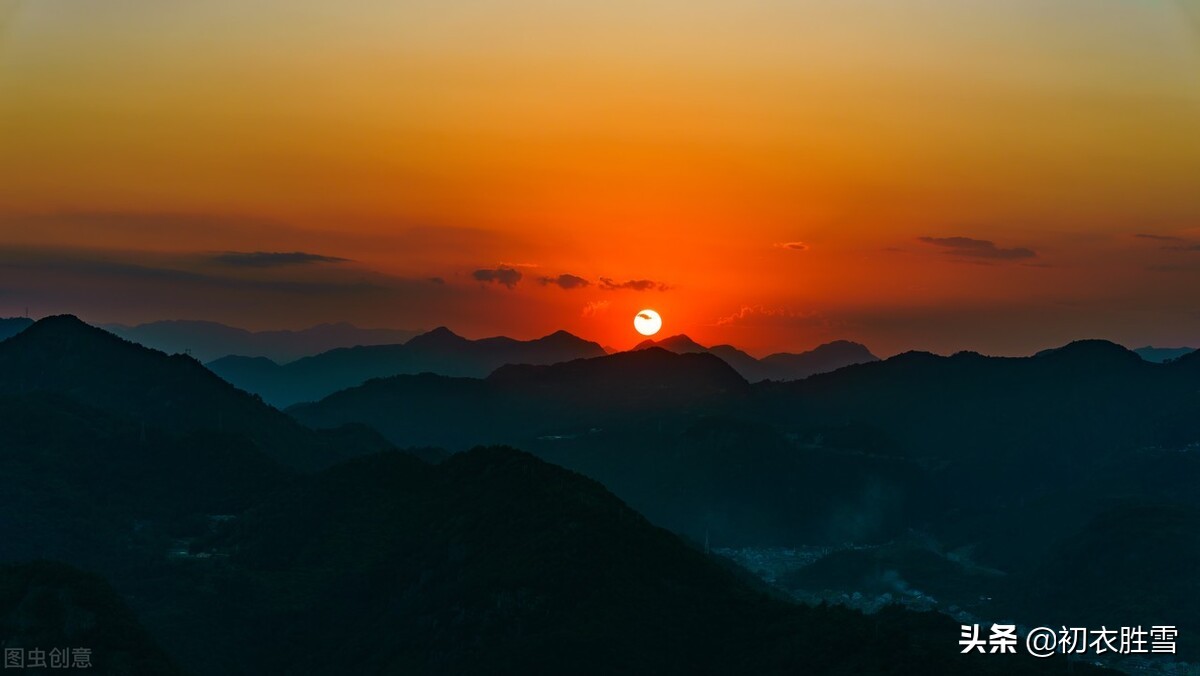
[634,309,662,337]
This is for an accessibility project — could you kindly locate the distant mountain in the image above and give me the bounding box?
[760,340,880,379]
[290,348,750,448]
[1134,345,1197,363]
[633,334,877,381]
[281,337,1200,663]
[0,562,183,675]
[0,315,383,470]
[0,316,33,341]
[291,338,1200,547]
[209,326,607,407]
[104,319,421,363]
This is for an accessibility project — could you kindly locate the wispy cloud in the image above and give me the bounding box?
[918,236,1036,260]
[210,251,350,267]
[1135,233,1200,251]
[714,304,828,328]
[582,300,611,317]
[775,241,809,251]
[1135,233,1187,242]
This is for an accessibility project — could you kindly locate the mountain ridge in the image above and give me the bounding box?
[208,325,608,407]
[0,315,378,470]
[103,319,421,363]
[633,333,878,381]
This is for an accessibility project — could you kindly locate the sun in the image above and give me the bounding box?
[634,309,662,336]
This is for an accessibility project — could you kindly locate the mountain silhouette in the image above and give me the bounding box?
[0,315,381,470]
[187,445,1103,675]
[208,326,607,407]
[104,319,421,363]
[289,336,1200,633]
[0,320,1136,673]
[290,348,750,449]
[0,562,183,675]
[1134,345,1197,363]
[633,334,877,381]
[760,339,880,379]
[0,316,33,341]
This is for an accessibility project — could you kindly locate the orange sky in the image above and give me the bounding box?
[1,0,1199,355]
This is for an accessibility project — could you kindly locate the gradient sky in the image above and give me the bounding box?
[2,0,1199,356]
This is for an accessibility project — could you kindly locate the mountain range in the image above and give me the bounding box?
[0,315,1112,674]
[0,315,387,470]
[206,328,879,408]
[102,319,422,363]
[0,317,33,341]
[207,326,609,407]
[288,335,1200,662]
[634,334,878,381]
[1132,345,1198,362]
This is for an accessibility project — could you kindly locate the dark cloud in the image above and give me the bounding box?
[0,211,523,259]
[0,245,466,329]
[918,236,1036,260]
[0,249,381,295]
[599,277,668,291]
[210,251,350,267]
[427,277,446,285]
[538,273,590,290]
[472,266,522,288]
[1136,233,1200,251]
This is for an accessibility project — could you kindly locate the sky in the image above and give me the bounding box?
[1,0,1199,356]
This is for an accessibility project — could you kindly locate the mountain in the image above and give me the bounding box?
[634,333,710,353]
[287,337,1200,649]
[633,334,878,381]
[289,348,751,448]
[760,340,880,379]
[0,320,1135,673]
[291,340,1200,521]
[1134,345,1197,363]
[104,319,421,363]
[0,392,293,570]
[0,562,183,675]
[0,316,33,341]
[185,446,1101,675]
[0,315,384,470]
[208,326,607,407]
[1007,502,1200,637]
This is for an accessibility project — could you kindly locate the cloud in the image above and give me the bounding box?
[1135,233,1187,242]
[538,273,590,290]
[1135,233,1200,251]
[0,248,382,295]
[714,304,828,328]
[582,300,611,317]
[598,277,669,291]
[472,266,522,288]
[775,241,810,251]
[0,245,475,329]
[210,251,350,267]
[917,236,1036,260]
